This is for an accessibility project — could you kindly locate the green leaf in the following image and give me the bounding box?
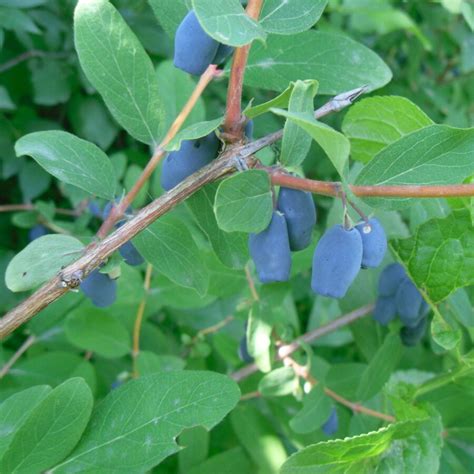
[247,302,272,373]
[357,333,402,401]
[258,367,299,397]
[260,0,327,35]
[376,407,443,473]
[15,131,116,199]
[178,426,209,473]
[244,82,295,119]
[74,0,165,145]
[243,30,392,94]
[391,210,474,304]
[133,216,209,295]
[1,378,93,474]
[280,80,318,167]
[0,6,39,33]
[0,386,52,459]
[230,404,287,473]
[355,125,474,210]
[187,447,252,474]
[5,235,85,292]
[51,372,240,473]
[156,60,206,131]
[31,59,71,106]
[136,352,185,375]
[148,0,188,37]
[281,421,421,473]
[165,118,223,152]
[0,85,15,110]
[271,109,350,177]
[342,96,433,163]
[192,0,266,46]
[64,306,131,358]
[214,170,273,233]
[289,385,333,434]
[187,183,249,269]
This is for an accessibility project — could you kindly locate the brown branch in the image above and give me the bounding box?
[223,0,265,141]
[0,51,70,74]
[231,304,374,382]
[284,356,395,423]
[0,150,253,339]
[132,263,153,378]
[97,65,220,238]
[270,171,474,198]
[0,204,81,217]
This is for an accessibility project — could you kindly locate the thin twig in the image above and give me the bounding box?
[0,50,70,74]
[240,390,261,401]
[223,0,265,141]
[97,65,221,238]
[0,204,81,216]
[245,264,259,301]
[284,356,395,423]
[132,263,153,378]
[231,304,374,382]
[0,335,36,378]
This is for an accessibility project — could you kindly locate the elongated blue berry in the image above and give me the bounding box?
[373,296,397,326]
[118,240,144,266]
[249,211,291,283]
[238,336,253,363]
[378,263,407,297]
[322,408,338,435]
[174,10,219,75]
[396,278,423,327]
[80,269,117,308]
[311,225,363,298]
[28,224,48,241]
[400,316,427,347]
[245,119,254,140]
[355,218,387,268]
[161,133,219,191]
[277,187,316,251]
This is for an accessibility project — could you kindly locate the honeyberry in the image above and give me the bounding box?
[248,211,292,283]
[378,263,407,297]
[400,316,427,347]
[395,278,424,327]
[103,202,144,267]
[28,224,48,242]
[277,187,316,251]
[373,295,397,326]
[174,10,219,75]
[161,132,220,191]
[355,218,387,268]
[80,269,117,308]
[238,336,253,363]
[244,119,254,140]
[311,225,363,298]
[322,408,338,435]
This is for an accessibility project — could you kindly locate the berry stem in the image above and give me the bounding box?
[131,263,153,378]
[223,0,264,141]
[0,335,36,379]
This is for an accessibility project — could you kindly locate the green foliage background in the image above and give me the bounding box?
[0,0,473,473]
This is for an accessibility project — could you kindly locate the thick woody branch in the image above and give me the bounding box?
[223,0,264,140]
[0,149,254,339]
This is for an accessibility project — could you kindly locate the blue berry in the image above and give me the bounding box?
[80,269,117,308]
[400,316,427,347]
[355,218,387,268]
[249,211,292,283]
[160,133,220,191]
[174,10,219,75]
[311,225,363,298]
[277,187,316,251]
[378,263,407,297]
[373,295,397,326]
[28,224,48,242]
[396,278,424,328]
[322,408,338,435]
